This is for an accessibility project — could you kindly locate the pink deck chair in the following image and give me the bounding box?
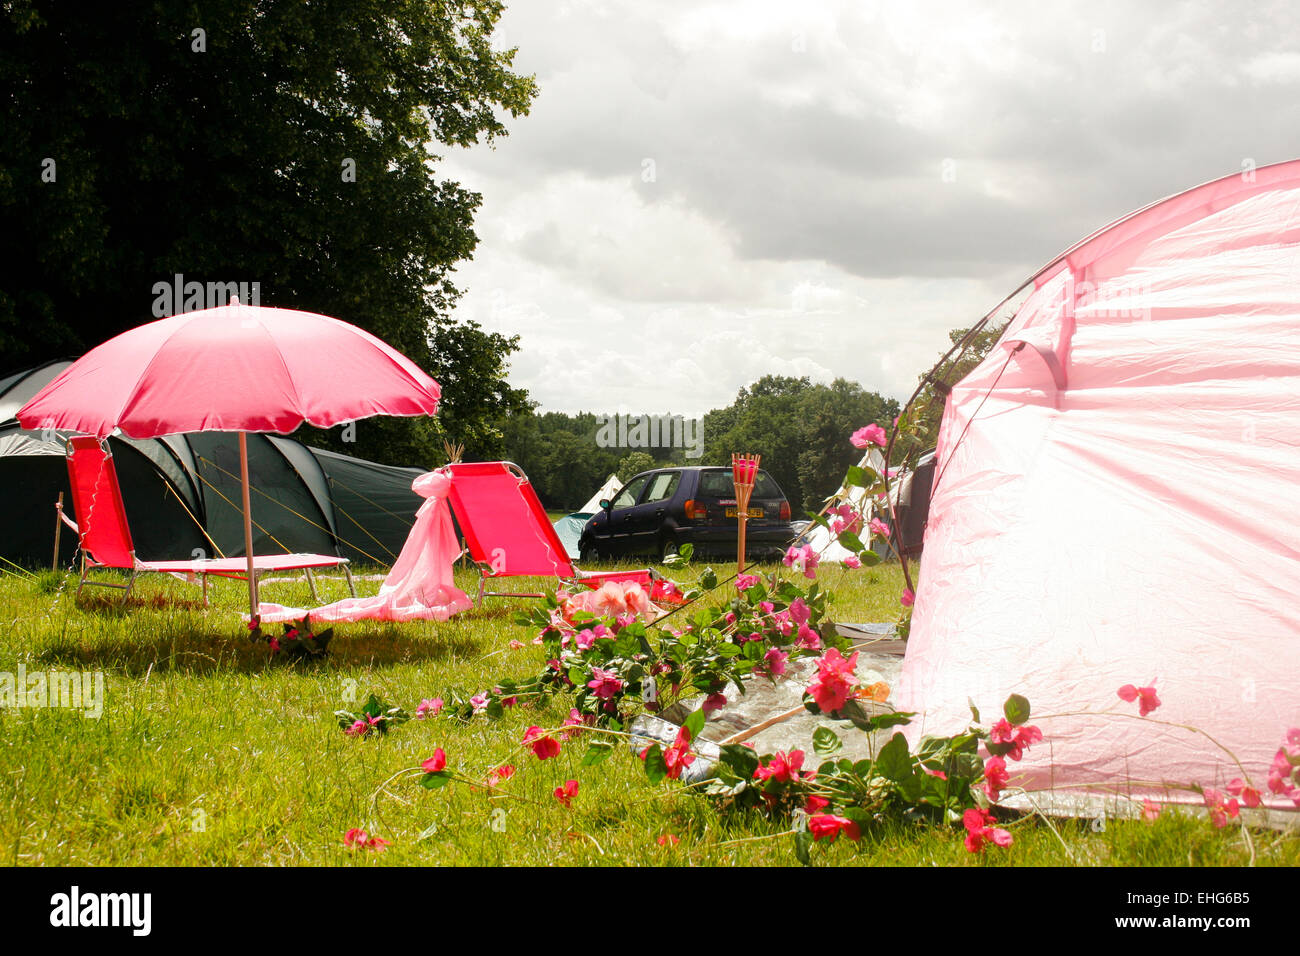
[445,461,666,607]
[61,436,355,603]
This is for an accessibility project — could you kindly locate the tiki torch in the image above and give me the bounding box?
[732,453,761,571]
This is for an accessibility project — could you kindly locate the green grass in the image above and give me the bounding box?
[0,560,1295,867]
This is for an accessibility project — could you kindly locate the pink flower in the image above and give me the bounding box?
[486,764,515,786]
[761,648,789,678]
[523,725,561,760]
[421,749,447,773]
[1203,788,1240,829]
[796,624,822,651]
[657,834,680,846]
[983,756,1009,801]
[553,779,579,808]
[415,697,444,720]
[850,424,887,449]
[508,639,524,650]
[842,554,861,569]
[1226,779,1261,809]
[735,574,760,592]
[702,692,728,715]
[808,647,858,713]
[789,598,811,625]
[470,693,489,715]
[754,750,811,784]
[809,814,861,843]
[344,828,390,852]
[900,588,915,608]
[868,517,890,538]
[1269,748,1296,795]
[344,719,370,738]
[990,720,1043,762]
[1142,799,1162,823]
[962,807,1013,853]
[587,666,624,700]
[782,544,819,579]
[1117,683,1161,716]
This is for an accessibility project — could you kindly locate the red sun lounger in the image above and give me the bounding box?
[62,436,356,603]
[444,461,671,607]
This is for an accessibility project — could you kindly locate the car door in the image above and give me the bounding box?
[626,470,681,555]
[603,473,651,557]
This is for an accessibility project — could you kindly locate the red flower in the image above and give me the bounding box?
[808,647,859,713]
[343,828,390,852]
[662,725,696,780]
[421,749,447,773]
[587,666,624,700]
[808,814,861,843]
[523,725,561,760]
[754,750,812,784]
[805,794,831,814]
[657,834,680,846]
[1226,778,1262,808]
[982,756,1009,801]
[486,764,515,786]
[962,808,1012,853]
[1117,683,1161,716]
[553,779,579,808]
[1202,788,1240,829]
[989,719,1042,761]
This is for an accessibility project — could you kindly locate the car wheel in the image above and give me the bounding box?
[659,535,679,563]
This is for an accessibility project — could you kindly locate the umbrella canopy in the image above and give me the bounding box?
[17,303,440,438]
[17,302,442,619]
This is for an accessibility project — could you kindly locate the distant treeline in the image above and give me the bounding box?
[503,375,899,513]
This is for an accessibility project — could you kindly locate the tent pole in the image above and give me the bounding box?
[239,432,258,620]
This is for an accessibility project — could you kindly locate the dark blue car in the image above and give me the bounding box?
[578,466,795,562]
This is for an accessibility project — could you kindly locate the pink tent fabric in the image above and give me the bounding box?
[898,161,1300,810]
[256,471,471,624]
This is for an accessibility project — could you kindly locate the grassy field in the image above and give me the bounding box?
[0,559,1295,867]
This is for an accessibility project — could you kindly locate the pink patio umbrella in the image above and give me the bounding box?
[17,299,442,619]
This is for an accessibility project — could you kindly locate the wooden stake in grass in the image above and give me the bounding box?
[732,453,760,572]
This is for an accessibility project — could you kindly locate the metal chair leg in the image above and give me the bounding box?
[343,565,356,598]
[305,568,320,602]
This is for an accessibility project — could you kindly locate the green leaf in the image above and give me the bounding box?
[812,725,842,756]
[875,732,912,783]
[419,771,452,790]
[793,830,812,866]
[683,708,706,740]
[856,549,882,566]
[845,465,868,488]
[719,744,759,779]
[1003,693,1031,726]
[642,744,667,784]
[581,742,614,767]
[714,642,741,658]
[700,567,718,590]
[836,530,865,553]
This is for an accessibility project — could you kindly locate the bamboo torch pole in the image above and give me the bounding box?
[732,453,760,573]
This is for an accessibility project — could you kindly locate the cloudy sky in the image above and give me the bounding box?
[438,0,1300,417]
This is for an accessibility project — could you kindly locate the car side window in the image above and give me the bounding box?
[643,471,680,503]
[611,475,650,509]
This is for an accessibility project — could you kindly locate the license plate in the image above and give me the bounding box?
[726,507,763,518]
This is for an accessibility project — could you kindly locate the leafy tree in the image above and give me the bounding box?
[616,451,656,480]
[0,0,537,465]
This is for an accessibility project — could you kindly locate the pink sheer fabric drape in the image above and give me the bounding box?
[256,470,472,624]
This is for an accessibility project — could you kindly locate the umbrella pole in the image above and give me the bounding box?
[239,432,258,621]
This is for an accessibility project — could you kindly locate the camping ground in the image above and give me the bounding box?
[1,562,1295,867]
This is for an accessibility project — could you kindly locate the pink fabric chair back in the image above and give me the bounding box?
[65,437,136,569]
[445,461,576,578]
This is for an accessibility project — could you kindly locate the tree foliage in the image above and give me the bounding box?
[0,0,537,465]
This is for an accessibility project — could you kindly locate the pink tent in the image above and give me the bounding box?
[897,161,1300,812]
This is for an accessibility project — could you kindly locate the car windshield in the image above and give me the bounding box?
[697,469,782,498]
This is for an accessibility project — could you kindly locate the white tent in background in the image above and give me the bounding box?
[801,448,891,563]
[579,474,623,514]
[553,474,624,560]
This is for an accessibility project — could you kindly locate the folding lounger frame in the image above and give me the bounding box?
[62,436,356,604]
[444,460,661,608]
